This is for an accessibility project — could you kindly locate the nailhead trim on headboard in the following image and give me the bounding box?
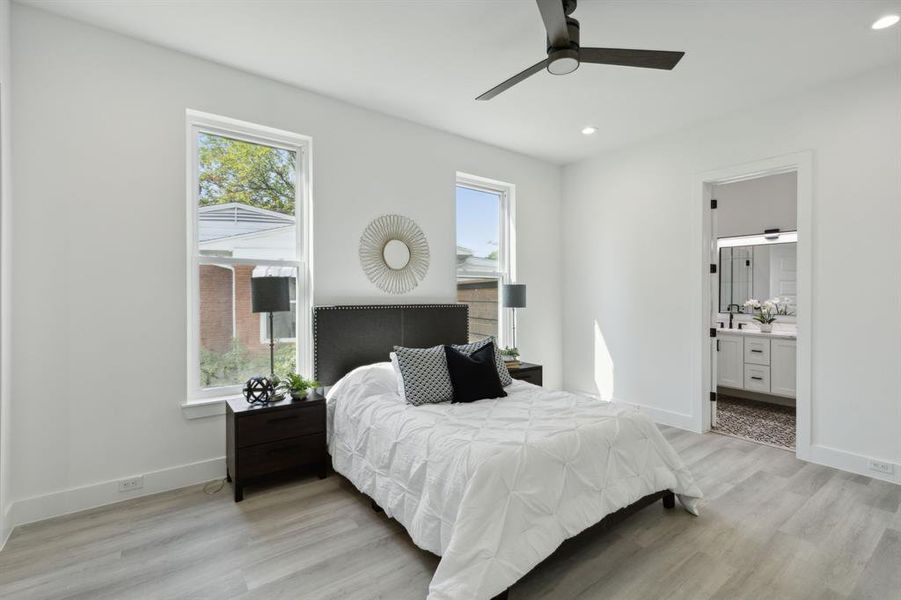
[312,304,469,380]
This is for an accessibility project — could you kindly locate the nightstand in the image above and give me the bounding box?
[507,362,543,386]
[225,392,328,502]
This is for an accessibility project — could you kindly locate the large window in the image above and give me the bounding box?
[455,174,514,344]
[187,111,311,403]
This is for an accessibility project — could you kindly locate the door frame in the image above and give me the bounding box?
[692,151,813,460]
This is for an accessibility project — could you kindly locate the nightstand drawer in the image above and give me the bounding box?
[238,403,325,448]
[511,369,542,385]
[237,433,326,478]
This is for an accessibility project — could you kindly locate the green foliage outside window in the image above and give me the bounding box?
[198,133,296,215]
[200,338,297,388]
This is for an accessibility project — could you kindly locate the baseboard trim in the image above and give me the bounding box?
[612,398,698,432]
[0,506,11,552]
[6,456,226,532]
[802,444,900,486]
[566,387,699,432]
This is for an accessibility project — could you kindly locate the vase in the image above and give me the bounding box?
[290,389,309,400]
[759,324,773,333]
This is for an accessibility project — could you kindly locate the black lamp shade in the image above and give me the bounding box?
[502,283,527,309]
[251,277,291,313]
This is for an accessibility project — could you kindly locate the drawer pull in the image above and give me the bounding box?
[267,445,302,456]
[750,349,763,353]
[751,376,763,381]
[267,415,299,424]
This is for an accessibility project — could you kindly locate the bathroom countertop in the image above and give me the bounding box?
[716,327,796,340]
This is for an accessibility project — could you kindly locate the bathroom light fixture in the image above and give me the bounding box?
[718,231,798,249]
[581,126,597,135]
[872,14,899,29]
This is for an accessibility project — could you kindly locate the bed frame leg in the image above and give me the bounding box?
[662,490,675,509]
[370,499,383,513]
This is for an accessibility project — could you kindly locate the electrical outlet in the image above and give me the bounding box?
[118,476,144,492]
[867,459,895,476]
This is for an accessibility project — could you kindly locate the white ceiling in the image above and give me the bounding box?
[19,0,901,164]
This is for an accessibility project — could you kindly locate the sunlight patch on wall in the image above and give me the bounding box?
[593,320,614,400]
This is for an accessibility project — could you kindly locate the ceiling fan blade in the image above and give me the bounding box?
[536,0,570,48]
[580,47,685,70]
[476,58,550,101]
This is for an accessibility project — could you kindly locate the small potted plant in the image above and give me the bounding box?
[743,298,777,332]
[277,372,319,400]
[500,346,520,368]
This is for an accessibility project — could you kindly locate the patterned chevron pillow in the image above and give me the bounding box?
[393,337,512,406]
[392,345,453,406]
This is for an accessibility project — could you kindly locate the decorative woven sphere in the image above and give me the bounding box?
[243,376,275,404]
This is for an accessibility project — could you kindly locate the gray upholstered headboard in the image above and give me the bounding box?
[313,304,469,385]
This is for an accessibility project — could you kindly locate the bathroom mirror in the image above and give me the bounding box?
[719,239,797,315]
[383,239,411,270]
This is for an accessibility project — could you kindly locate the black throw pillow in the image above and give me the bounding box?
[444,342,508,404]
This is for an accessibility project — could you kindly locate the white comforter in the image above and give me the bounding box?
[327,363,702,600]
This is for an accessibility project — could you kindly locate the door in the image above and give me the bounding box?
[717,334,744,389]
[709,193,719,427]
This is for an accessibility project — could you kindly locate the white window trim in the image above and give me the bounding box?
[455,172,516,348]
[183,110,313,418]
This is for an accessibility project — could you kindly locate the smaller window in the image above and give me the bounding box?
[455,174,514,345]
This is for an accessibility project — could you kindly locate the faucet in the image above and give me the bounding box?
[726,304,741,329]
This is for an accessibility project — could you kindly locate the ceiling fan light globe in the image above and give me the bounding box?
[547,49,580,75]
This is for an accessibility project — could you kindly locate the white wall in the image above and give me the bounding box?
[562,64,901,479]
[714,172,797,238]
[7,6,562,525]
[0,0,12,547]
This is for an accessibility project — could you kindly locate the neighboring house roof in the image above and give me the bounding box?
[198,203,294,242]
[457,255,498,275]
[456,244,498,275]
[198,203,296,260]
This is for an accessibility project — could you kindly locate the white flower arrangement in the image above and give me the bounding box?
[743,297,793,324]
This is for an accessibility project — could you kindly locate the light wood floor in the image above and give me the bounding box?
[2,427,900,600]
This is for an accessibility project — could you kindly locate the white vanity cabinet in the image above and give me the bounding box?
[770,338,797,397]
[717,333,744,389]
[716,330,796,399]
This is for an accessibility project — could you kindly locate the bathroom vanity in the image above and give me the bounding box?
[717,329,796,399]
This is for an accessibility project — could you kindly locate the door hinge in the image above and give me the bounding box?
[711,199,718,209]
[709,328,717,338]
[716,339,720,351]
[710,263,717,274]
[710,391,717,403]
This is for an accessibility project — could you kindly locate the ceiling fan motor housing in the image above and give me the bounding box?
[546,17,580,75]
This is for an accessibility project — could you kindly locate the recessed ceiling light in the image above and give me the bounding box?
[581,126,597,136]
[872,14,899,29]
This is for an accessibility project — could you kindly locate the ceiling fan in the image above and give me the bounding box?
[476,0,684,101]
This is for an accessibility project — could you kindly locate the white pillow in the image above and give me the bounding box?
[389,352,406,400]
[329,361,398,401]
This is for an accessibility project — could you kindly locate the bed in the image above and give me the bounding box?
[314,304,703,600]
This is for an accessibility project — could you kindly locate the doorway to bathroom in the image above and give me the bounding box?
[696,153,812,457]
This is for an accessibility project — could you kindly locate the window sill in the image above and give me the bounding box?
[181,395,239,419]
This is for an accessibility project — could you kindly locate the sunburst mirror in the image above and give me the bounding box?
[359,214,430,294]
